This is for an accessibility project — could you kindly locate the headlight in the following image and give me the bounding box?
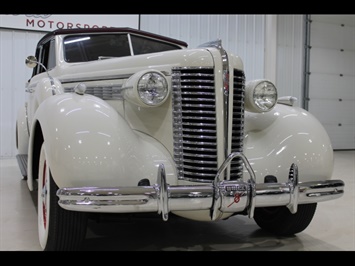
[138,72,168,105]
[245,79,278,113]
[122,70,169,107]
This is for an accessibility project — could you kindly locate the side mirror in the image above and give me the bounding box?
[25,55,38,68]
[25,55,52,81]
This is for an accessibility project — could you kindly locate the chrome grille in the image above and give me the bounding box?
[172,68,217,182]
[172,67,245,182]
[64,86,123,100]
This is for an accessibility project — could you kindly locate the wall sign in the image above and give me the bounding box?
[0,14,139,32]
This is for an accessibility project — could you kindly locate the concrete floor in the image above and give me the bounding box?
[0,150,354,251]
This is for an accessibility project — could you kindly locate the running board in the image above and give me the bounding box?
[16,154,28,178]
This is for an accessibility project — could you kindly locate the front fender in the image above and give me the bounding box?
[244,104,334,183]
[30,92,176,188]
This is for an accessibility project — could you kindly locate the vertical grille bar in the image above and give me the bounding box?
[230,70,246,180]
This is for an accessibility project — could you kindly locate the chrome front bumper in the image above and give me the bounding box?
[56,152,345,221]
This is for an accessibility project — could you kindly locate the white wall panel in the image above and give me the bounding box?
[310,48,354,76]
[0,29,45,158]
[140,15,265,82]
[309,99,355,126]
[309,73,355,100]
[310,20,355,51]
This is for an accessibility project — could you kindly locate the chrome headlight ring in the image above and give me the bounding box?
[123,70,170,107]
[137,72,168,106]
[245,79,278,113]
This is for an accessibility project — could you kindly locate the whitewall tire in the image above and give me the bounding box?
[37,143,88,251]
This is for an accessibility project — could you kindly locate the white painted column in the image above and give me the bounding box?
[264,15,277,83]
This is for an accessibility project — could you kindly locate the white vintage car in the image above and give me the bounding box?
[16,27,345,251]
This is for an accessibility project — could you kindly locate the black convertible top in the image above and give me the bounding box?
[37,27,188,48]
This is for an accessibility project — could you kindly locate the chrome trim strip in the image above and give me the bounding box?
[60,71,170,85]
[24,102,30,137]
[60,74,133,84]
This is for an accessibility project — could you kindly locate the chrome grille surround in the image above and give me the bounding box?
[172,67,245,182]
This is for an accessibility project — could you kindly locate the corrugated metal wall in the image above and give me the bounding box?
[276,15,305,106]
[140,15,266,82]
[0,15,305,158]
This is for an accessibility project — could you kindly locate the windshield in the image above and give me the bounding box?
[63,33,182,63]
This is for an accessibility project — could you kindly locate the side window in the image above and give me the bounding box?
[130,35,182,55]
[64,34,131,62]
[29,38,55,79]
[38,41,50,74]
[47,39,56,70]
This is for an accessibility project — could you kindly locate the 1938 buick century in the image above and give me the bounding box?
[16,27,345,251]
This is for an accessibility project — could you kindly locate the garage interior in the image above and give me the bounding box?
[0,14,354,251]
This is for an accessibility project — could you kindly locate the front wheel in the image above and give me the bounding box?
[253,203,317,236]
[38,143,88,251]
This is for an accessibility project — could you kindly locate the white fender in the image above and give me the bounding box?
[29,92,176,189]
[27,76,65,190]
[27,77,64,128]
[244,104,334,183]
